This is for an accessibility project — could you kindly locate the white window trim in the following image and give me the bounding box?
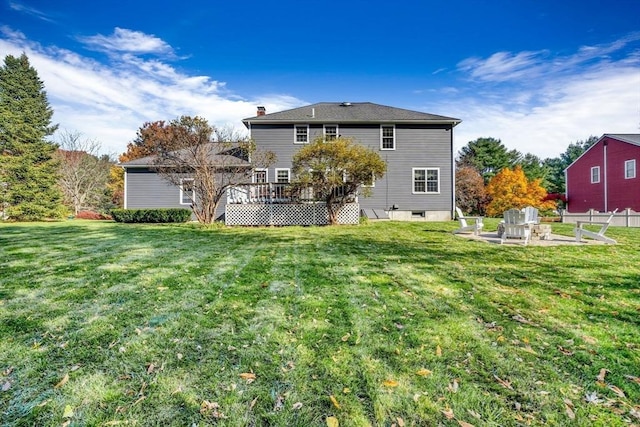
[253,168,268,183]
[179,178,195,205]
[294,124,309,144]
[323,124,339,141]
[380,124,396,150]
[591,166,600,184]
[412,167,440,194]
[275,168,291,183]
[625,159,636,179]
[362,172,376,188]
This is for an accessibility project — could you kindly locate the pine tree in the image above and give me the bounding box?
[0,53,64,220]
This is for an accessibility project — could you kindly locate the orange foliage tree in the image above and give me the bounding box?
[485,165,556,217]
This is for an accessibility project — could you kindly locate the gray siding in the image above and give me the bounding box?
[125,169,186,209]
[250,123,453,214]
[125,168,226,219]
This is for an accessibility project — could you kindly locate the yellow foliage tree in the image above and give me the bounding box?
[485,166,555,217]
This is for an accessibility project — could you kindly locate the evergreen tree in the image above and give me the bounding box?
[0,53,63,220]
[456,137,522,184]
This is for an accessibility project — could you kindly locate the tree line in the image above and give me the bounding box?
[1,53,598,222]
[455,136,598,216]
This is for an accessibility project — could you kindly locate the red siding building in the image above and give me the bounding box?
[565,134,640,212]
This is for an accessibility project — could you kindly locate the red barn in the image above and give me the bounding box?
[565,134,640,212]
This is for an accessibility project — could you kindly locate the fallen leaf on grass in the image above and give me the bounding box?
[442,407,455,420]
[596,369,607,382]
[2,381,10,391]
[512,314,536,326]
[146,364,155,374]
[54,373,69,389]
[326,416,339,427]
[274,394,285,411]
[62,404,74,418]
[436,345,442,357]
[342,387,350,394]
[249,397,258,410]
[558,346,574,356]
[329,395,341,409]
[341,333,350,342]
[564,399,575,420]
[200,400,226,418]
[585,391,601,404]
[240,372,256,382]
[629,407,640,420]
[608,385,626,398]
[448,379,459,393]
[457,420,475,427]
[493,375,513,390]
[292,401,303,410]
[416,368,432,377]
[383,380,399,387]
[397,416,405,426]
[624,375,640,384]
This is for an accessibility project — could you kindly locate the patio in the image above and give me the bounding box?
[455,230,608,246]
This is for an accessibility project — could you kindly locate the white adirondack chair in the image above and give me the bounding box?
[575,209,618,244]
[454,207,484,235]
[523,206,539,224]
[501,208,532,245]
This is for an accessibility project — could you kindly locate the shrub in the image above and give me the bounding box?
[110,208,192,223]
[75,210,113,220]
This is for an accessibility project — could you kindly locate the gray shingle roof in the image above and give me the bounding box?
[242,102,461,127]
[604,134,640,146]
[119,145,250,168]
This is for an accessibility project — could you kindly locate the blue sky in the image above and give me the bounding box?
[1,0,639,158]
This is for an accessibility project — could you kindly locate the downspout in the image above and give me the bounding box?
[603,140,608,212]
[450,125,455,219]
[123,166,127,209]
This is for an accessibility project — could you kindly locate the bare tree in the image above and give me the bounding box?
[56,130,112,215]
[151,116,275,224]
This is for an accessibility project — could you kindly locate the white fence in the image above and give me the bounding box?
[561,208,640,227]
[225,202,360,226]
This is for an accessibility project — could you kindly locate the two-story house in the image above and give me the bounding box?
[121,101,461,223]
[565,134,640,212]
[242,102,461,221]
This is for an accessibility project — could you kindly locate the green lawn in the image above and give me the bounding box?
[1,220,639,426]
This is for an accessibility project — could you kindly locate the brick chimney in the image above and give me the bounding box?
[257,106,266,116]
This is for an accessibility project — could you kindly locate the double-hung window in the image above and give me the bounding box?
[412,168,439,194]
[275,168,290,183]
[625,159,636,179]
[591,166,600,183]
[381,125,395,150]
[180,178,195,205]
[294,125,309,144]
[324,125,338,141]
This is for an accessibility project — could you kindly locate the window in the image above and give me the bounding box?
[180,178,194,205]
[324,125,338,141]
[253,169,267,183]
[362,172,375,187]
[276,168,290,183]
[625,159,636,179]
[294,125,309,143]
[591,166,600,183]
[381,125,395,150]
[412,168,439,194]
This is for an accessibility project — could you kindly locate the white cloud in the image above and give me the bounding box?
[443,33,640,159]
[78,27,175,56]
[447,65,640,159]
[8,1,54,22]
[0,26,305,156]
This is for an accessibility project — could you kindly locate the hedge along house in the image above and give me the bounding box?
[242,102,461,221]
[565,134,640,213]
